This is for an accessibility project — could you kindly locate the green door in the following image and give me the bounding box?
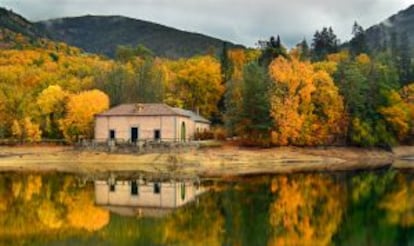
[181,122,186,141]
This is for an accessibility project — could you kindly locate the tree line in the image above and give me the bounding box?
[0,24,413,147]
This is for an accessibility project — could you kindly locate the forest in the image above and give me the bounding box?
[0,22,413,147]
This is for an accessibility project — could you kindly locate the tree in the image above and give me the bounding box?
[349,21,368,56]
[236,62,273,146]
[311,27,340,61]
[165,56,223,118]
[258,35,287,66]
[297,38,311,61]
[269,56,345,145]
[36,85,68,138]
[59,89,109,142]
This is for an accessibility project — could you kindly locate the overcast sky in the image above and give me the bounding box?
[2,0,413,47]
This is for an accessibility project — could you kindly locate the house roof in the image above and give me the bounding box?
[172,108,210,124]
[96,103,189,117]
[96,103,210,124]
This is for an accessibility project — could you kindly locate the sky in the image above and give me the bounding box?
[1,0,413,47]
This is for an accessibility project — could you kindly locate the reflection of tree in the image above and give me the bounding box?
[0,173,109,239]
[268,174,344,246]
[61,189,109,231]
[332,171,400,245]
[380,173,414,227]
[163,192,224,246]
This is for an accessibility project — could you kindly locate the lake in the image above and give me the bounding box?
[0,168,413,245]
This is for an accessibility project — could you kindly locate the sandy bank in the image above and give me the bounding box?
[0,144,408,177]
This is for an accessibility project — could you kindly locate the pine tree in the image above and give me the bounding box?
[349,21,368,56]
[311,27,339,61]
[237,62,273,146]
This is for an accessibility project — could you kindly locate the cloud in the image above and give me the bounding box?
[2,0,412,47]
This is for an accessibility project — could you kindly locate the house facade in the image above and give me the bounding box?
[94,103,210,142]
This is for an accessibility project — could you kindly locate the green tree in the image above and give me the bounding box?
[349,21,368,56]
[258,35,287,67]
[311,27,339,61]
[236,62,273,146]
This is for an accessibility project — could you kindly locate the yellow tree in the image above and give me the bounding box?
[165,56,223,117]
[36,85,68,138]
[269,57,315,145]
[379,90,410,141]
[269,56,345,145]
[59,89,109,142]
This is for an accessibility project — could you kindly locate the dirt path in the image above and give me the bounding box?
[0,144,408,177]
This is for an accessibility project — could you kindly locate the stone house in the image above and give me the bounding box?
[94,103,210,142]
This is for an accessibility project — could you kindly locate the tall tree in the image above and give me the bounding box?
[236,62,273,146]
[311,27,339,61]
[349,21,368,56]
[258,35,287,67]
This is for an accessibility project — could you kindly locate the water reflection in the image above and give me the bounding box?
[95,178,204,217]
[1,169,414,245]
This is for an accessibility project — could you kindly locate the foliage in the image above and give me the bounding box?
[236,62,273,146]
[164,55,223,118]
[269,56,345,145]
[311,27,340,61]
[59,89,109,142]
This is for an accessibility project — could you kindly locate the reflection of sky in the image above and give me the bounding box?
[2,0,412,47]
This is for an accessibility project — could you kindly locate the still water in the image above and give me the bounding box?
[0,168,413,245]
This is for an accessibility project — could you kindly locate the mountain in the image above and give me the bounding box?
[0,7,47,39]
[35,15,242,59]
[364,4,414,54]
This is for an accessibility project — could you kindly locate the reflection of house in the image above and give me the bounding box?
[94,103,210,142]
[94,179,204,217]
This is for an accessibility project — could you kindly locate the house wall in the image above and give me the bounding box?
[94,180,200,208]
[195,122,210,133]
[95,115,195,142]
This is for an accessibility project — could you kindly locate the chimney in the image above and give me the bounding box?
[135,103,144,112]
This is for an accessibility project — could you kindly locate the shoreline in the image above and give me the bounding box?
[0,145,411,178]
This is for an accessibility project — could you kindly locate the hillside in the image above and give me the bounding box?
[0,7,47,40]
[35,15,242,59]
[364,4,414,54]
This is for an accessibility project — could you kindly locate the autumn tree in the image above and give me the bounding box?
[36,85,68,138]
[165,56,223,118]
[59,89,109,142]
[269,56,345,145]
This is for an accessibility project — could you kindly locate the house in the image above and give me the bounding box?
[94,103,210,142]
[94,179,205,217]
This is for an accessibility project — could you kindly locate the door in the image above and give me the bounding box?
[109,129,115,140]
[131,127,138,143]
[154,129,161,141]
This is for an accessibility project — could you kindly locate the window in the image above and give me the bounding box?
[131,180,138,196]
[154,129,161,140]
[110,183,116,192]
[154,182,161,194]
[109,129,115,140]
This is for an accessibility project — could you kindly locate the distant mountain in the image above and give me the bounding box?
[364,4,414,54]
[35,15,242,59]
[0,7,47,39]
